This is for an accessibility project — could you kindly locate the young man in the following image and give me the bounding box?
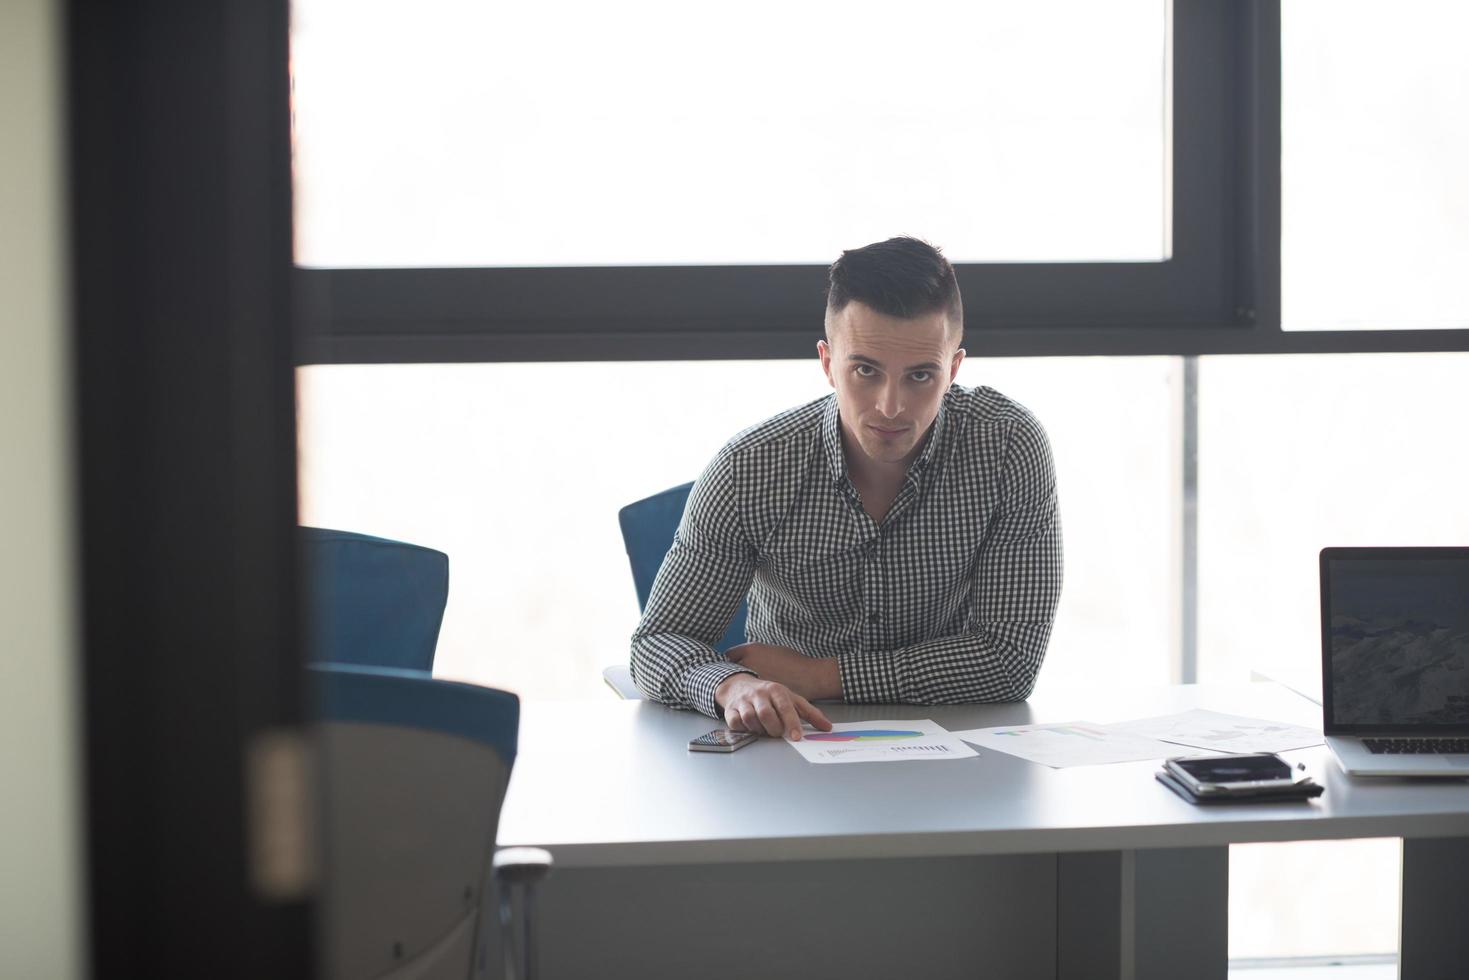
[630,237,1063,740]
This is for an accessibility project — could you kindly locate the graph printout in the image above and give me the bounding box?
[786,719,977,764]
[1107,709,1323,754]
[952,722,1182,768]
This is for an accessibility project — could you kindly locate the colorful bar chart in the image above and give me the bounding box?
[804,729,924,743]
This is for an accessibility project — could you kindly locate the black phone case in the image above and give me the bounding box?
[1156,769,1323,805]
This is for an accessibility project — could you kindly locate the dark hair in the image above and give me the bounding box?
[826,236,963,339]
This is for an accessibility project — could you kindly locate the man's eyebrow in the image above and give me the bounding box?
[847,353,943,372]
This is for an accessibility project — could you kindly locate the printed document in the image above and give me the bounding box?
[952,722,1182,768]
[1107,708,1323,754]
[787,719,977,764]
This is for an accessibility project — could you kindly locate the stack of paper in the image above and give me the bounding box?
[952,710,1323,769]
[784,710,1322,768]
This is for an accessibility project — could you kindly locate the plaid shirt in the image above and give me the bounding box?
[629,384,1063,718]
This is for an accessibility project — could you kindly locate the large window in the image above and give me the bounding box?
[293,0,1168,267]
[297,355,1179,698]
[1282,0,1469,332]
[1196,351,1469,967]
[291,0,1301,363]
[1198,352,1469,696]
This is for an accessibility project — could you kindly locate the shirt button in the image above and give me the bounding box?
[867,612,880,624]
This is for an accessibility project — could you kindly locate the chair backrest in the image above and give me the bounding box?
[301,526,449,671]
[617,482,747,652]
[312,663,519,980]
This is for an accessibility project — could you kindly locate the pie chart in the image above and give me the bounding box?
[805,729,923,742]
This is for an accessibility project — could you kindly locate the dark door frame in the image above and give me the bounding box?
[68,0,312,975]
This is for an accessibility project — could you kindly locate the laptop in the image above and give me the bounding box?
[1321,547,1469,776]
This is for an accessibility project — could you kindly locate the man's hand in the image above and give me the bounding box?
[725,643,841,701]
[714,673,833,741]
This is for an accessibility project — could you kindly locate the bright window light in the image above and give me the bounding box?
[291,0,1168,267]
[1199,352,1469,964]
[295,357,1177,700]
[1282,0,1469,330]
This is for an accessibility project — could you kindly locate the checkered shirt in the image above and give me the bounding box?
[629,384,1063,718]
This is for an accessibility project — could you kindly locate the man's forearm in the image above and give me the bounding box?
[838,622,1053,704]
[762,654,840,701]
[631,632,755,716]
[725,644,840,700]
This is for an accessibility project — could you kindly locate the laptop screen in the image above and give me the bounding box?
[1323,550,1469,732]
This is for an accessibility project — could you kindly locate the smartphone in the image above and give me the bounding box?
[1165,753,1297,795]
[688,729,759,753]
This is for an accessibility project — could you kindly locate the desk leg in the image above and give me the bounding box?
[1058,847,1227,980]
[1400,836,1469,980]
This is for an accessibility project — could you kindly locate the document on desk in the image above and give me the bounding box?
[787,719,977,764]
[1106,709,1323,754]
[952,722,1181,768]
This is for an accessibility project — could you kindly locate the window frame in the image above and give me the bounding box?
[295,0,1469,364]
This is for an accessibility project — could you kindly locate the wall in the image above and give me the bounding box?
[0,0,84,975]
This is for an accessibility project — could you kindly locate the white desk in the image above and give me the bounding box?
[498,683,1469,979]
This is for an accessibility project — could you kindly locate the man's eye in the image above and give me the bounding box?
[910,371,932,383]
[854,365,877,378]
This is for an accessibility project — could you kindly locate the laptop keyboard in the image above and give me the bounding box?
[1363,738,1469,755]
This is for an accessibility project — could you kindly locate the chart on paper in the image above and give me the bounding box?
[953,721,1180,768]
[805,729,926,742]
[787,719,977,764]
[1107,709,1323,754]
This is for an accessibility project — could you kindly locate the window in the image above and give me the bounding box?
[296,355,1179,698]
[1197,351,1469,969]
[291,0,1288,363]
[1230,838,1401,962]
[1282,0,1469,332]
[293,0,1168,268]
[1196,352,1469,695]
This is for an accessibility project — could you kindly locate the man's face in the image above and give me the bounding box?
[818,302,964,470]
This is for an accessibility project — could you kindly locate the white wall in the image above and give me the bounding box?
[0,0,84,976]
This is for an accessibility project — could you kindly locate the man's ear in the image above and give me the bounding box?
[949,347,966,383]
[817,339,836,388]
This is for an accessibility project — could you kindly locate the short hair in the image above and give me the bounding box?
[825,237,963,340]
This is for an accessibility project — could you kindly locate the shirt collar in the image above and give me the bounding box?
[820,389,953,490]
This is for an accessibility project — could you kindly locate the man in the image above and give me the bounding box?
[630,237,1062,740]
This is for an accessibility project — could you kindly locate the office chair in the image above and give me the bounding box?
[606,481,748,698]
[301,526,449,671]
[312,663,551,980]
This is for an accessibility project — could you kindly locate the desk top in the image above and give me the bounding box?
[496,682,1469,868]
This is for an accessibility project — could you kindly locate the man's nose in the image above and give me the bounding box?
[876,379,902,419]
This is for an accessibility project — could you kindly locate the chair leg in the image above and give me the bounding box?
[494,847,553,980]
[498,880,521,980]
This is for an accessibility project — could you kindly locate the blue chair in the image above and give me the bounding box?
[312,663,550,980]
[301,526,449,671]
[607,482,749,698]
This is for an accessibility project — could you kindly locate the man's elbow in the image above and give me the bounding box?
[627,649,662,702]
[993,627,1049,701]
[1002,669,1039,702]
[994,648,1043,702]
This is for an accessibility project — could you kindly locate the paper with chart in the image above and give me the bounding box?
[1107,708,1323,754]
[952,721,1182,768]
[787,719,977,764]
